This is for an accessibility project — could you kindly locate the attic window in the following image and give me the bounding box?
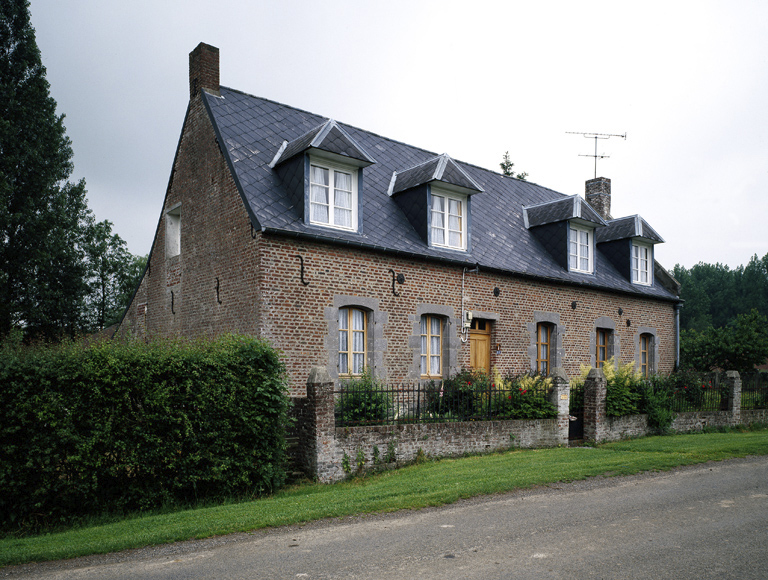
[430,190,466,250]
[632,242,652,285]
[309,160,357,231]
[569,224,593,273]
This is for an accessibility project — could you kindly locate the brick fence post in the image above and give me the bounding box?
[549,367,570,446]
[583,367,607,444]
[723,370,742,425]
[306,367,343,482]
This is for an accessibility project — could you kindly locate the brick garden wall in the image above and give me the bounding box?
[335,419,560,472]
[303,367,569,482]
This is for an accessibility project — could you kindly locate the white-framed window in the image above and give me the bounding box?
[430,191,466,251]
[569,224,593,273]
[632,243,652,285]
[420,314,443,378]
[309,160,357,231]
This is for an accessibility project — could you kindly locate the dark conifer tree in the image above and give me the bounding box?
[0,0,92,339]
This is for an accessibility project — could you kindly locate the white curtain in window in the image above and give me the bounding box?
[431,196,445,245]
[334,171,353,228]
[569,229,578,270]
[420,316,427,375]
[448,199,462,247]
[352,309,365,374]
[310,166,330,224]
[579,230,589,271]
[538,324,549,374]
[430,317,441,375]
[338,308,349,374]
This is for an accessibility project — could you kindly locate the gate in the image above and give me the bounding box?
[569,383,584,440]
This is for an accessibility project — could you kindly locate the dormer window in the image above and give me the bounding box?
[388,154,481,252]
[430,190,466,250]
[309,160,357,231]
[632,242,652,285]
[569,224,593,273]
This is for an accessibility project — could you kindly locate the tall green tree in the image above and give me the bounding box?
[1,0,93,339]
[674,253,768,332]
[500,151,528,181]
[681,310,768,374]
[83,221,146,331]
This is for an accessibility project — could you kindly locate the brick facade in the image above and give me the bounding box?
[118,45,678,395]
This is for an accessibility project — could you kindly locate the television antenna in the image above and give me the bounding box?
[566,131,626,178]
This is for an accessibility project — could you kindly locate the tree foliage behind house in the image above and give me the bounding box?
[675,253,768,372]
[500,151,528,181]
[673,253,768,331]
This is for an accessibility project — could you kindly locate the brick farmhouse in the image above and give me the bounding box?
[118,43,682,395]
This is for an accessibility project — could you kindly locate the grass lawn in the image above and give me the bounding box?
[2,427,768,568]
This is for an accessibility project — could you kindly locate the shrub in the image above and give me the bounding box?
[335,367,391,426]
[637,375,676,434]
[602,358,643,417]
[0,334,290,534]
[489,370,557,420]
[424,368,490,420]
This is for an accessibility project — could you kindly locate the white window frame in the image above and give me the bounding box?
[569,223,593,274]
[430,189,467,251]
[309,158,358,231]
[632,242,652,285]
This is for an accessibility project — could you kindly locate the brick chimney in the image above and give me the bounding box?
[585,177,611,220]
[189,43,220,99]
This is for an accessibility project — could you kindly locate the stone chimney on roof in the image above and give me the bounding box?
[585,177,612,221]
[189,43,220,99]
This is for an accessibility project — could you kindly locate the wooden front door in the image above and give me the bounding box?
[469,319,491,374]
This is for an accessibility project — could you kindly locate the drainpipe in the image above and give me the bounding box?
[674,303,682,370]
[461,264,480,343]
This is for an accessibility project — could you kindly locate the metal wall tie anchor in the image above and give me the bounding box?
[389,269,405,296]
[295,255,310,286]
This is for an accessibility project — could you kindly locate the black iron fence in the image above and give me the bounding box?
[668,371,768,412]
[742,372,768,410]
[335,379,557,428]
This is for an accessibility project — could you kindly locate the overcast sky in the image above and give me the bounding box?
[29,0,768,270]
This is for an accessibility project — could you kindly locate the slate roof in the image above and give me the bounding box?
[270,119,375,168]
[523,195,607,229]
[596,215,665,244]
[389,154,484,196]
[201,87,678,301]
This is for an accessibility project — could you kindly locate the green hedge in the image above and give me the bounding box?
[0,334,290,534]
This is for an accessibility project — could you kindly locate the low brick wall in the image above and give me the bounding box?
[671,411,733,432]
[302,366,570,482]
[296,368,764,482]
[740,409,768,424]
[604,414,649,442]
[589,370,755,443]
[335,418,561,470]
[601,409,757,442]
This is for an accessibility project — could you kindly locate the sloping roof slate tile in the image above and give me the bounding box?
[202,88,676,301]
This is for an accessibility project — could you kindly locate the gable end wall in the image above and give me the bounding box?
[119,92,261,342]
